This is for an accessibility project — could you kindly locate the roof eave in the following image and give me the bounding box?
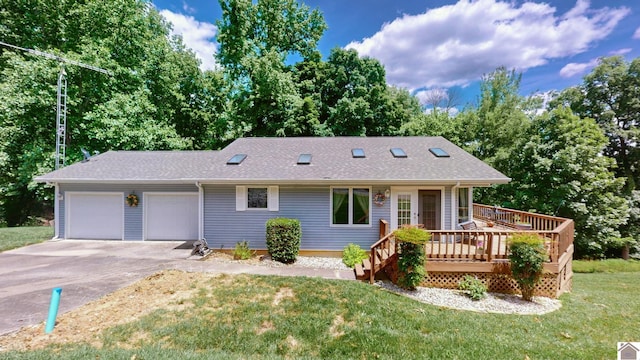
[35,177,510,186]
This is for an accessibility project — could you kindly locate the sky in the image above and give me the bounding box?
[152,0,640,107]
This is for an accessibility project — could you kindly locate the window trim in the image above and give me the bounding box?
[457,187,471,224]
[236,186,279,212]
[330,186,372,227]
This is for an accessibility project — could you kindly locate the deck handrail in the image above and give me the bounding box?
[473,204,568,231]
[369,220,396,284]
[472,204,573,262]
[367,206,573,283]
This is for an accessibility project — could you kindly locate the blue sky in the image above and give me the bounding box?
[152,0,640,107]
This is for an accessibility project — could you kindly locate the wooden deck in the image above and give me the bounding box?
[355,204,574,298]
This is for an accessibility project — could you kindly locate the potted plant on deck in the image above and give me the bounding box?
[476,240,485,255]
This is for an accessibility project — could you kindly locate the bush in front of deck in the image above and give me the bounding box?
[342,243,368,268]
[394,227,430,290]
[266,218,301,264]
[459,275,487,301]
[508,233,547,301]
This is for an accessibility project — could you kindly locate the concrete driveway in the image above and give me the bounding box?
[0,240,354,336]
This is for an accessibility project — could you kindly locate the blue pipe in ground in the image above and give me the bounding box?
[45,287,62,334]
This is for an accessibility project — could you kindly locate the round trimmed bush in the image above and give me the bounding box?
[266,218,301,264]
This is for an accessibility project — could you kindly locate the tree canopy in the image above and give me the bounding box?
[0,0,637,259]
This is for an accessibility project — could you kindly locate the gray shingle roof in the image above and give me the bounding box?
[35,137,510,185]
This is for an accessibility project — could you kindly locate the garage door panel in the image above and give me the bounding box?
[145,194,198,240]
[67,193,123,240]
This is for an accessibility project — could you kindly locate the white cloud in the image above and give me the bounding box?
[634,27,640,39]
[559,58,599,78]
[610,48,632,55]
[182,1,196,14]
[346,0,629,90]
[159,10,218,71]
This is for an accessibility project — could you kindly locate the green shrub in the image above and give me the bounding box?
[233,240,252,260]
[459,275,487,301]
[342,243,368,268]
[394,227,430,290]
[508,233,547,301]
[266,218,301,264]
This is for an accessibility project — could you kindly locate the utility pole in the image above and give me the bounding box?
[0,41,112,169]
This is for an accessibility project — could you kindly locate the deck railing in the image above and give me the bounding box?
[473,204,573,261]
[473,204,567,231]
[372,205,573,268]
[369,230,395,284]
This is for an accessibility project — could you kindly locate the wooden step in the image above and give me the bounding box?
[354,263,365,278]
[362,258,371,271]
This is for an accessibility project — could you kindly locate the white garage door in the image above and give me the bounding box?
[145,193,199,240]
[66,193,123,240]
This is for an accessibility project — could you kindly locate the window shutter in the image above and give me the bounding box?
[236,186,246,211]
[268,186,279,212]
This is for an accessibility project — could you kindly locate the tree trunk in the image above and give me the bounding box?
[622,244,630,260]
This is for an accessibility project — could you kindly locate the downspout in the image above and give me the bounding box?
[53,183,59,239]
[196,182,204,240]
[451,181,460,230]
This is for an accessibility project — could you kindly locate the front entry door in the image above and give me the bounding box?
[419,190,441,230]
[391,188,443,230]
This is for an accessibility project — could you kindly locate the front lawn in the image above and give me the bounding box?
[2,271,638,359]
[0,226,53,252]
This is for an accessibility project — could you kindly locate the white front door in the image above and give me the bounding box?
[390,188,418,230]
[390,187,445,230]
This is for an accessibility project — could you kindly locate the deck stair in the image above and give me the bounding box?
[354,236,396,281]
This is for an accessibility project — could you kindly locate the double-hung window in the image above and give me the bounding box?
[236,186,279,211]
[331,187,370,226]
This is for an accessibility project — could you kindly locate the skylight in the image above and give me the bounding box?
[429,148,450,158]
[390,148,407,158]
[227,154,247,165]
[297,153,312,165]
[351,148,365,158]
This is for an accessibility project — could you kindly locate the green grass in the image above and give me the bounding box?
[0,226,53,252]
[4,272,639,360]
[573,259,640,273]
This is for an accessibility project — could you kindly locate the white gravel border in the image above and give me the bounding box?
[376,281,562,315]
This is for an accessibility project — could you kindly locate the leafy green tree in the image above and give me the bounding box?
[311,48,421,136]
[506,107,628,258]
[216,0,326,137]
[470,67,532,166]
[553,56,640,256]
[0,0,219,225]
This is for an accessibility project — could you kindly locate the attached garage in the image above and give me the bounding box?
[66,192,124,240]
[144,193,199,240]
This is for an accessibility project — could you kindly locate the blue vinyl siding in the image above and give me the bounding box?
[203,185,391,251]
[58,182,456,247]
[59,183,198,240]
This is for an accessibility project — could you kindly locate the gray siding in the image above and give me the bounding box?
[203,185,391,251]
[59,183,198,240]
